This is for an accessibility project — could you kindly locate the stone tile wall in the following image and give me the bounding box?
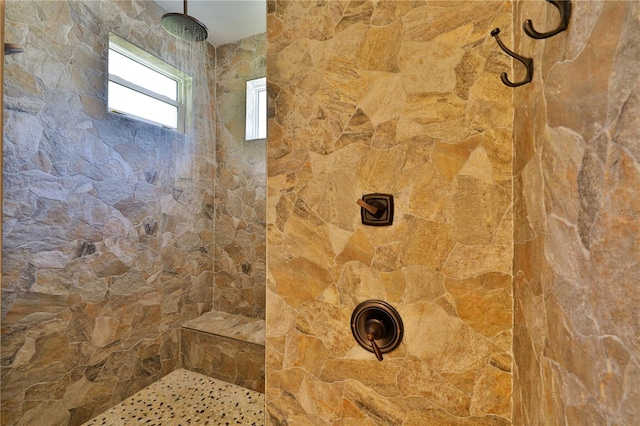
[214,33,267,320]
[512,1,640,424]
[266,1,514,424]
[2,1,216,424]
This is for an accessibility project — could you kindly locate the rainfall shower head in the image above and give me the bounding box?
[161,0,208,42]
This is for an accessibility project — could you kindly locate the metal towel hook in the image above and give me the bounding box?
[524,0,572,39]
[491,28,534,88]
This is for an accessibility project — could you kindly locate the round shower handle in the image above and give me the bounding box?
[351,300,403,362]
[365,318,385,361]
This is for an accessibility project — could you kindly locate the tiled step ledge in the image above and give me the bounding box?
[180,311,265,393]
[181,311,265,346]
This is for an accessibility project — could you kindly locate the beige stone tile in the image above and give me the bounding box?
[182,311,265,346]
[267,1,514,423]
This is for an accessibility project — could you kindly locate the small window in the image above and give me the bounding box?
[245,77,267,140]
[108,33,192,132]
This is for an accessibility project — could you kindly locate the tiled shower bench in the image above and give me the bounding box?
[180,311,265,393]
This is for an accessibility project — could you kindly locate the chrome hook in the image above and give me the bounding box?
[524,0,571,39]
[491,28,534,88]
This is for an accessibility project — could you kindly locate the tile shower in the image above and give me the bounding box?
[266,1,514,423]
[265,0,638,424]
[2,1,639,426]
[2,0,264,424]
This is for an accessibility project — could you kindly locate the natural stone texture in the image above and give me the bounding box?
[213,33,266,320]
[545,1,628,144]
[335,228,374,265]
[397,215,456,270]
[398,266,445,305]
[283,332,330,377]
[397,357,472,417]
[466,73,512,131]
[180,326,265,393]
[343,380,407,425]
[541,127,585,223]
[267,1,513,424]
[355,21,402,73]
[270,257,333,308]
[359,76,406,129]
[336,1,375,34]
[321,358,402,398]
[335,108,375,150]
[431,137,481,182]
[356,144,406,191]
[292,300,354,358]
[482,128,513,189]
[400,162,452,223]
[279,199,336,268]
[442,243,513,279]
[512,1,640,425]
[337,262,387,305]
[91,316,121,348]
[182,310,265,346]
[452,176,511,246]
[445,273,512,338]
[398,41,463,94]
[402,301,493,371]
[300,150,364,232]
[2,1,216,424]
[470,366,512,418]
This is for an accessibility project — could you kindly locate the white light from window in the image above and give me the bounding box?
[108,81,178,129]
[246,77,267,140]
[108,33,190,131]
[108,49,177,101]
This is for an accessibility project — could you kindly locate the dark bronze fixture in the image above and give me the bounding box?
[364,318,386,361]
[524,0,571,39]
[491,1,571,87]
[491,28,534,88]
[4,43,25,55]
[357,194,394,226]
[351,300,403,361]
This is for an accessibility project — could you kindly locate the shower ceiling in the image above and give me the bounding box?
[153,0,266,46]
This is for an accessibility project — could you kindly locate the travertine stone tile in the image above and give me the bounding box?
[2,1,215,424]
[512,1,640,424]
[266,1,514,423]
[180,326,265,394]
[445,273,513,339]
[214,33,267,321]
[182,311,265,346]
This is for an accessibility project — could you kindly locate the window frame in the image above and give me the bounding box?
[107,33,192,133]
[245,77,267,141]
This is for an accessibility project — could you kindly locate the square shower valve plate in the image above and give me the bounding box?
[360,193,394,226]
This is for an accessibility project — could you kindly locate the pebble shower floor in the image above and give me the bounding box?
[82,369,264,425]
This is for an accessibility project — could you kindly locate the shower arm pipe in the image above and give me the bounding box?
[491,28,533,88]
[4,43,25,54]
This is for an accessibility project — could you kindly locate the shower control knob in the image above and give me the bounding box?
[351,300,403,362]
[365,319,385,361]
